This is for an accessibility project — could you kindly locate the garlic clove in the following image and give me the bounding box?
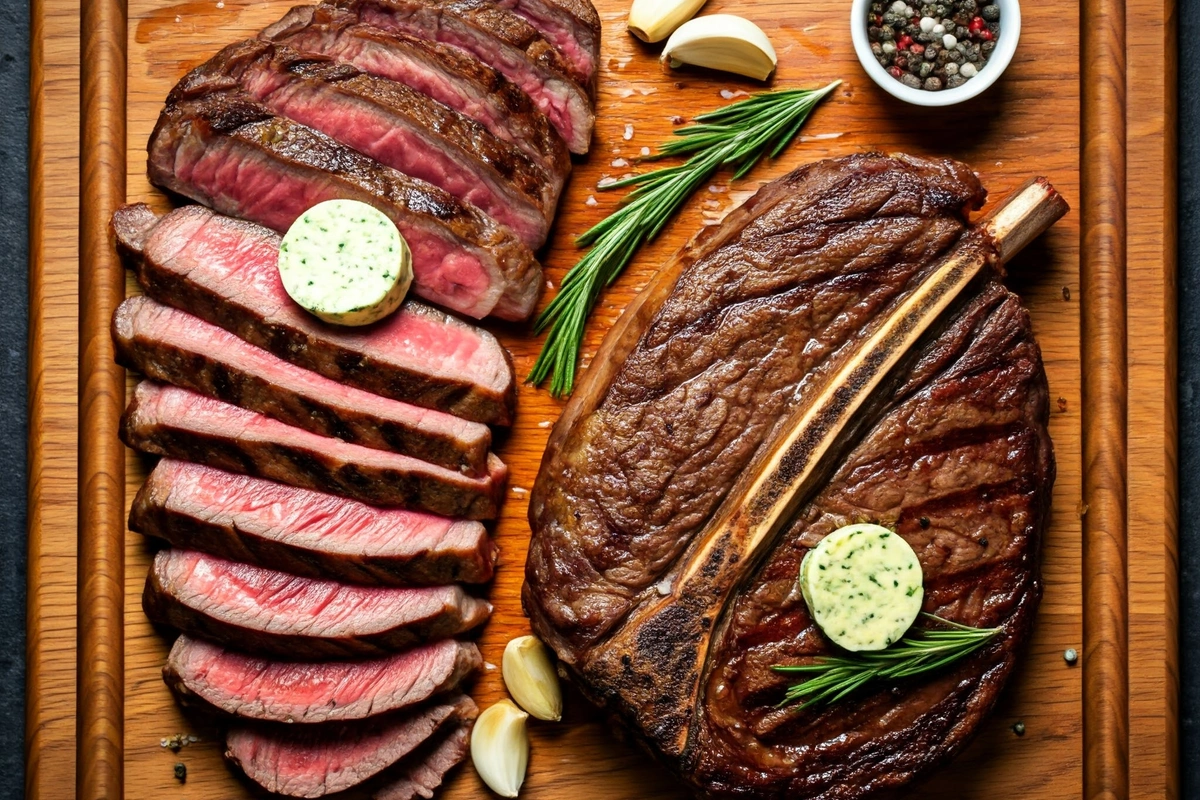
[660,14,778,81]
[502,635,563,722]
[471,699,530,798]
[628,0,708,43]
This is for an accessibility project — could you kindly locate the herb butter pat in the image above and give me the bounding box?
[800,523,924,652]
[278,199,412,326]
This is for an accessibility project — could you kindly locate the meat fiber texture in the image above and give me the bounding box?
[524,154,1054,798]
[180,38,560,249]
[261,4,572,180]
[333,0,595,153]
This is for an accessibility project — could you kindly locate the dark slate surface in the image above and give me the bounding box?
[1179,1,1199,795]
[0,6,1190,799]
[0,0,28,797]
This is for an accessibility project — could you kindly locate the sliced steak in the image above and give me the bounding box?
[113,204,515,425]
[166,634,480,724]
[144,549,491,658]
[121,382,506,519]
[182,39,558,248]
[333,0,595,153]
[374,721,470,800]
[114,297,491,474]
[147,88,541,320]
[261,5,571,179]
[225,693,476,798]
[524,154,1059,798]
[493,0,599,85]
[130,460,497,586]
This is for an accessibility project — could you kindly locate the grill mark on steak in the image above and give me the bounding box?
[113,296,492,473]
[130,460,497,586]
[333,0,595,153]
[147,86,542,320]
[262,4,572,179]
[185,38,558,248]
[525,155,1060,799]
[145,549,491,659]
[165,635,481,724]
[121,382,506,519]
[113,204,517,424]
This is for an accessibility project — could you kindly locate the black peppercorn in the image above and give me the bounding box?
[174,763,187,784]
[981,3,1000,20]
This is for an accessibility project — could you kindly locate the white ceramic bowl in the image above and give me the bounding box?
[850,0,1020,107]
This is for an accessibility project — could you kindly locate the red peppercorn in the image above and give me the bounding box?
[910,43,925,55]
[887,66,903,78]
[897,34,913,50]
[968,16,986,32]
[978,28,993,40]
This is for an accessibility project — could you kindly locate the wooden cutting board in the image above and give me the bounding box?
[28,0,1178,797]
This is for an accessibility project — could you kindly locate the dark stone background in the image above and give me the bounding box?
[0,6,1194,799]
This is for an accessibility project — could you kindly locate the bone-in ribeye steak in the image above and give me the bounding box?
[524,154,1059,799]
[261,5,572,179]
[131,460,497,586]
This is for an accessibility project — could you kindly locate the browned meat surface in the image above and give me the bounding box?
[523,154,1055,799]
[493,0,600,86]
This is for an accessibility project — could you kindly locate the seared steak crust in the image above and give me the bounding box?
[523,154,1054,799]
[185,38,559,248]
[493,0,601,85]
[147,87,542,320]
[261,4,571,179]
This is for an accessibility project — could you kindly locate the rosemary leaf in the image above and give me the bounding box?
[527,81,841,397]
[771,613,1001,709]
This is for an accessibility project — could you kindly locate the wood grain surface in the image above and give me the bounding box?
[26,0,1178,797]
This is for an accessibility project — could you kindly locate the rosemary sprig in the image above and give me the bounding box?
[771,614,1001,709]
[526,82,841,396]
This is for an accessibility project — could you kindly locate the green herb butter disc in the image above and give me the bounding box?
[800,523,924,652]
[278,199,412,326]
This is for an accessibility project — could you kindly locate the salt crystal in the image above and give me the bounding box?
[617,56,632,68]
[640,146,651,156]
[585,195,598,206]
[546,279,555,289]
[656,579,672,596]
[703,199,721,210]
[174,14,181,22]
[623,123,634,140]
[538,420,553,428]
[611,157,629,168]
[485,662,497,671]
[512,487,529,495]
[215,0,224,7]
[708,185,727,193]
[597,176,616,188]
[720,89,736,99]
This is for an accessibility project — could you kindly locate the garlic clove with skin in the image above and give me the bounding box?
[471,700,530,798]
[502,635,563,722]
[661,14,778,81]
[628,0,708,43]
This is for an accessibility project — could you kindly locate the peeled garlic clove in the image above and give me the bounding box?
[502,635,563,722]
[628,0,708,43]
[471,700,529,798]
[661,14,778,81]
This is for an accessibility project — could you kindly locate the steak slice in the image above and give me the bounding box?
[492,0,600,85]
[113,204,515,425]
[147,87,541,320]
[182,39,559,248]
[524,154,1062,798]
[333,0,595,153]
[144,549,491,658]
[114,297,491,474]
[121,382,506,519]
[374,721,470,800]
[130,460,497,586]
[225,693,476,798]
[261,5,571,180]
[166,634,481,724]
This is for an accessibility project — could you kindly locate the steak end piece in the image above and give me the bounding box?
[146,87,542,320]
[494,0,600,87]
[130,459,498,586]
[144,549,491,659]
[224,693,477,798]
[112,204,517,425]
[524,154,1056,799]
[165,634,481,724]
